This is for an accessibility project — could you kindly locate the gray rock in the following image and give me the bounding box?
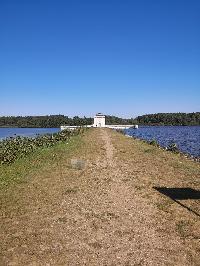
[71,159,85,170]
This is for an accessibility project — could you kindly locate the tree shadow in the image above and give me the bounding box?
[154,187,200,217]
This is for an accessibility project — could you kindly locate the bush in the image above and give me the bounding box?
[166,143,179,153]
[149,139,159,146]
[0,128,84,164]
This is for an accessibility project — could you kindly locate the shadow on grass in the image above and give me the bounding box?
[154,187,200,217]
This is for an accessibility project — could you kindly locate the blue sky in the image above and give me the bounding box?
[0,0,199,118]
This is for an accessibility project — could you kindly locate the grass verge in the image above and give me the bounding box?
[0,134,83,189]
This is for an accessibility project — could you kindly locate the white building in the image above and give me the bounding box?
[61,113,138,130]
[93,113,105,127]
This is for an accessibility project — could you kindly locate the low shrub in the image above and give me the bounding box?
[149,139,159,146]
[0,128,85,164]
[166,143,180,153]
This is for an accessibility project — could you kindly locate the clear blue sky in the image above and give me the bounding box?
[0,0,199,118]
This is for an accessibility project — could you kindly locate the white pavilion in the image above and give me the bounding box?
[61,113,138,130]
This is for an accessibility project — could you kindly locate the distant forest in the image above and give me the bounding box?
[0,112,199,128]
[136,112,200,126]
[0,115,135,128]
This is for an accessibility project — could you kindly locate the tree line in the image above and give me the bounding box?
[0,115,135,128]
[0,115,92,128]
[136,112,200,126]
[0,112,199,127]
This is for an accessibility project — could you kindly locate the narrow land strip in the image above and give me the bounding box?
[0,129,199,265]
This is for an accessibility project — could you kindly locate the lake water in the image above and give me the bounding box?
[125,126,200,158]
[0,128,60,139]
[1,126,200,158]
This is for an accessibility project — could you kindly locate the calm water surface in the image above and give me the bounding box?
[1,126,200,157]
[0,128,60,139]
[125,126,200,157]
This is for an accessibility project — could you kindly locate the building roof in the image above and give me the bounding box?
[96,113,105,116]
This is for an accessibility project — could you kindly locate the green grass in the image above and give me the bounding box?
[0,135,83,189]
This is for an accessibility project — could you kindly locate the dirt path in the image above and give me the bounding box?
[100,129,115,166]
[0,129,199,265]
[98,129,194,265]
